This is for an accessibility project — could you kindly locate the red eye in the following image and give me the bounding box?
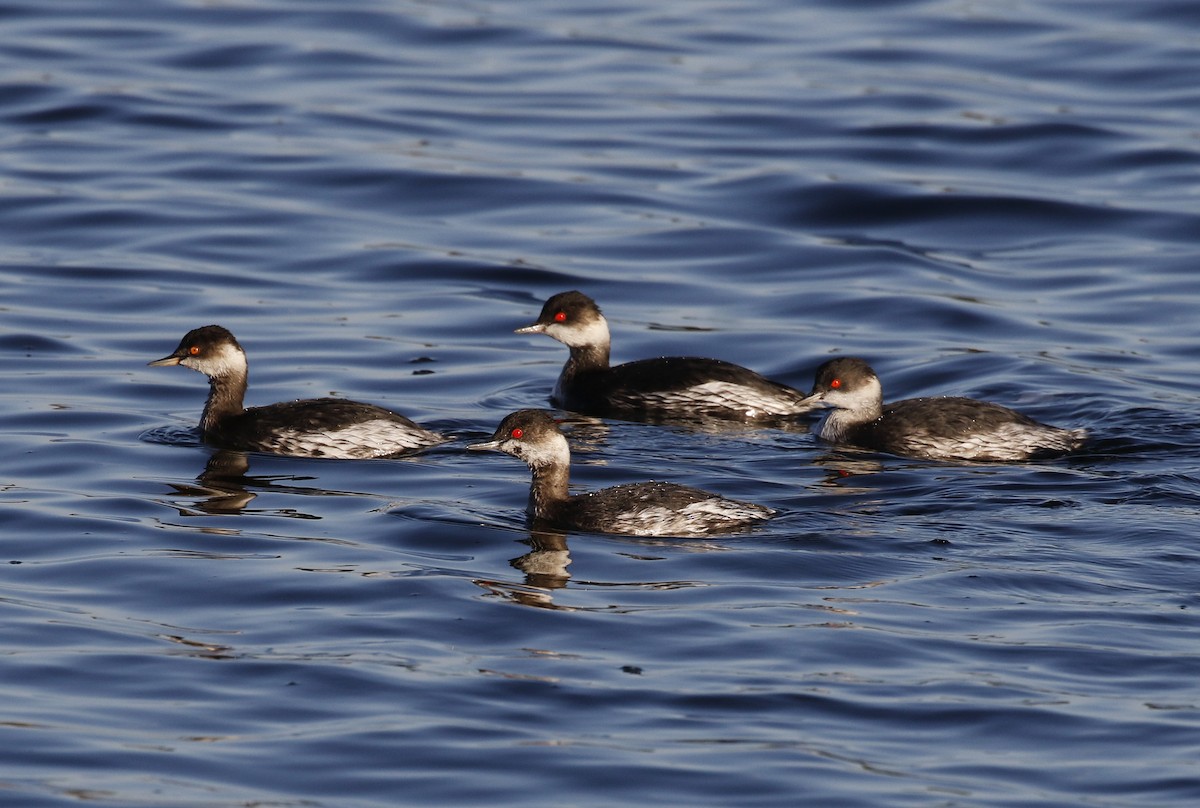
[830,378,841,389]
[510,428,524,439]
[188,346,200,356]
[553,311,566,323]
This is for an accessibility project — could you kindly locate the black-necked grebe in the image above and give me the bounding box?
[149,325,444,459]
[515,291,816,421]
[469,409,774,537]
[808,357,1088,461]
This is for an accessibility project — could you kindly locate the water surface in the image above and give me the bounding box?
[2,1,1200,806]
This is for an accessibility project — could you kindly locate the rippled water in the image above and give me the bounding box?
[3,1,1200,805]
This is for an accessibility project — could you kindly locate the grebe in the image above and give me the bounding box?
[469,409,774,537]
[149,325,444,459]
[809,357,1088,461]
[516,291,816,422]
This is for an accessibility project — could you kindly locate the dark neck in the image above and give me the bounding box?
[526,461,571,520]
[564,343,610,377]
[201,374,248,434]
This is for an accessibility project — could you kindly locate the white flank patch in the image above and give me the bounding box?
[272,420,441,459]
[517,432,571,467]
[609,497,771,537]
[681,497,773,522]
[617,381,807,418]
[906,422,1085,461]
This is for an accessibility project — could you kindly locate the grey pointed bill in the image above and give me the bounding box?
[467,439,502,452]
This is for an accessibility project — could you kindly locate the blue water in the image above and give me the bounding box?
[2,0,1199,805]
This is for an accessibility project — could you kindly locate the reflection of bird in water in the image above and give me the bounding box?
[165,450,258,515]
[469,409,774,537]
[149,324,444,458]
[810,453,887,489]
[165,450,330,518]
[201,448,252,481]
[510,529,572,588]
[467,528,572,610]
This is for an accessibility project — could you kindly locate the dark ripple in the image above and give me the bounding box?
[163,43,292,71]
[0,333,82,354]
[8,100,114,126]
[788,183,1142,241]
[1136,0,1200,24]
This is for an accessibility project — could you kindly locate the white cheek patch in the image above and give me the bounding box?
[826,378,882,413]
[817,379,885,440]
[549,317,609,349]
[189,343,247,379]
[513,433,570,467]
